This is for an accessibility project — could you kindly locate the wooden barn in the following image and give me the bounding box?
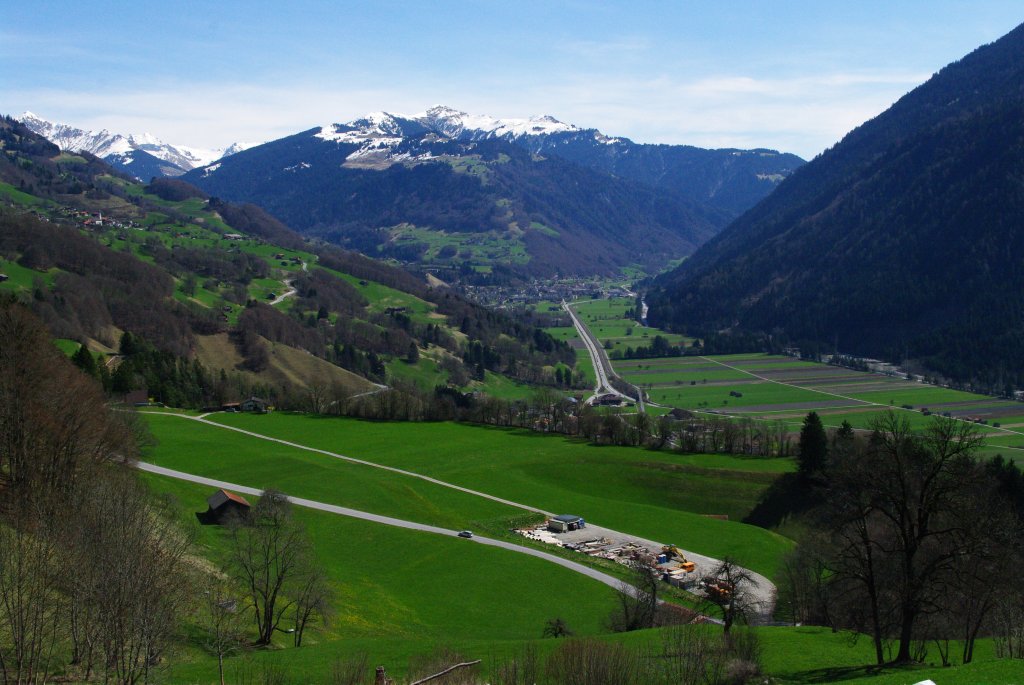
[204,489,251,524]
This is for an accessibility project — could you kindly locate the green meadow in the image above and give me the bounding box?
[144,474,1013,685]
[141,414,524,531]
[190,413,795,577]
[605,351,1024,453]
[142,473,621,684]
[135,411,1019,684]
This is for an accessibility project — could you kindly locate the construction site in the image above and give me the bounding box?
[517,516,703,591]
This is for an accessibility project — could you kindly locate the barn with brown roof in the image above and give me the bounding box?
[204,488,251,524]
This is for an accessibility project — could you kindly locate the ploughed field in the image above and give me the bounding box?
[615,352,1024,456]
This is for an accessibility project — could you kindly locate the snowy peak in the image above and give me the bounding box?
[20,111,128,158]
[316,105,580,148]
[415,105,579,139]
[311,105,583,167]
[17,112,248,176]
[316,110,426,144]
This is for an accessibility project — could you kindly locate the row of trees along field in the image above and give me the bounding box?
[0,300,332,684]
[332,383,796,457]
[774,411,1024,665]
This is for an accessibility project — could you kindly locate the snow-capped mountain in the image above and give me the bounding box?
[416,105,581,139]
[183,105,803,278]
[307,105,803,216]
[18,112,250,180]
[313,106,585,164]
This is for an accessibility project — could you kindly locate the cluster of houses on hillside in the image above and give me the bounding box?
[60,207,140,231]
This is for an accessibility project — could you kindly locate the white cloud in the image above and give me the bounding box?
[2,69,930,159]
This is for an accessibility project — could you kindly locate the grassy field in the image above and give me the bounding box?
[141,414,524,532]
[0,181,50,206]
[572,297,688,351]
[473,370,540,400]
[330,268,439,324]
[386,223,531,267]
[140,468,1013,685]
[141,473,621,684]
[194,413,795,577]
[385,353,448,391]
[756,626,1013,685]
[0,258,58,291]
[135,411,1015,683]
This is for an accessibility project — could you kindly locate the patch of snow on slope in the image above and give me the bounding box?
[416,105,579,139]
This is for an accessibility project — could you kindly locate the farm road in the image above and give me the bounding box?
[139,412,776,617]
[268,260,308,306]
[136,461,630,597]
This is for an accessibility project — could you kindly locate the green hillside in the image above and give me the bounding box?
[0,116,575,405]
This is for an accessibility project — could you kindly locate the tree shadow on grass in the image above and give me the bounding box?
[786,664,922,684]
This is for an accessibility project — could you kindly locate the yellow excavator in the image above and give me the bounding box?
[661,545,696,573]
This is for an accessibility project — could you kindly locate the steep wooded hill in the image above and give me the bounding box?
[647,22,1024,390]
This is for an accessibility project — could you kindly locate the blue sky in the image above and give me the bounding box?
[2,1,1021,158]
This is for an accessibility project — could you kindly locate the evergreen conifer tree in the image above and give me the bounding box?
[798,411,828,477]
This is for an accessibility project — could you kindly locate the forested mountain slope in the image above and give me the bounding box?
[647,22,1024,390]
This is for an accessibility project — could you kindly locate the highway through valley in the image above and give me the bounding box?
[562,300,644,411]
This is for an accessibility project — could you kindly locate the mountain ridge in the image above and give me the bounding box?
[19,111,250,180]
[182,106,802,279]
[310,105,803,215]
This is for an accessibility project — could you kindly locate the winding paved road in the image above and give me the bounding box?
[269,260,308,306]
[136,461,630,595]
[140,411,776,618]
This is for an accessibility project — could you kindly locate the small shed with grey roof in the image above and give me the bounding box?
[547,514,585,533]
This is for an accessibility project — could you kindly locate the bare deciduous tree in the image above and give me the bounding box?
[292,565,334,647]
[75,474,195,685]
[0,302,133,508]
[608,561,660,632]
[816,412,993,664]
[0,512,65,685]
[229,490,310,646]
[203,577,246,685]
[701,557,761,635]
